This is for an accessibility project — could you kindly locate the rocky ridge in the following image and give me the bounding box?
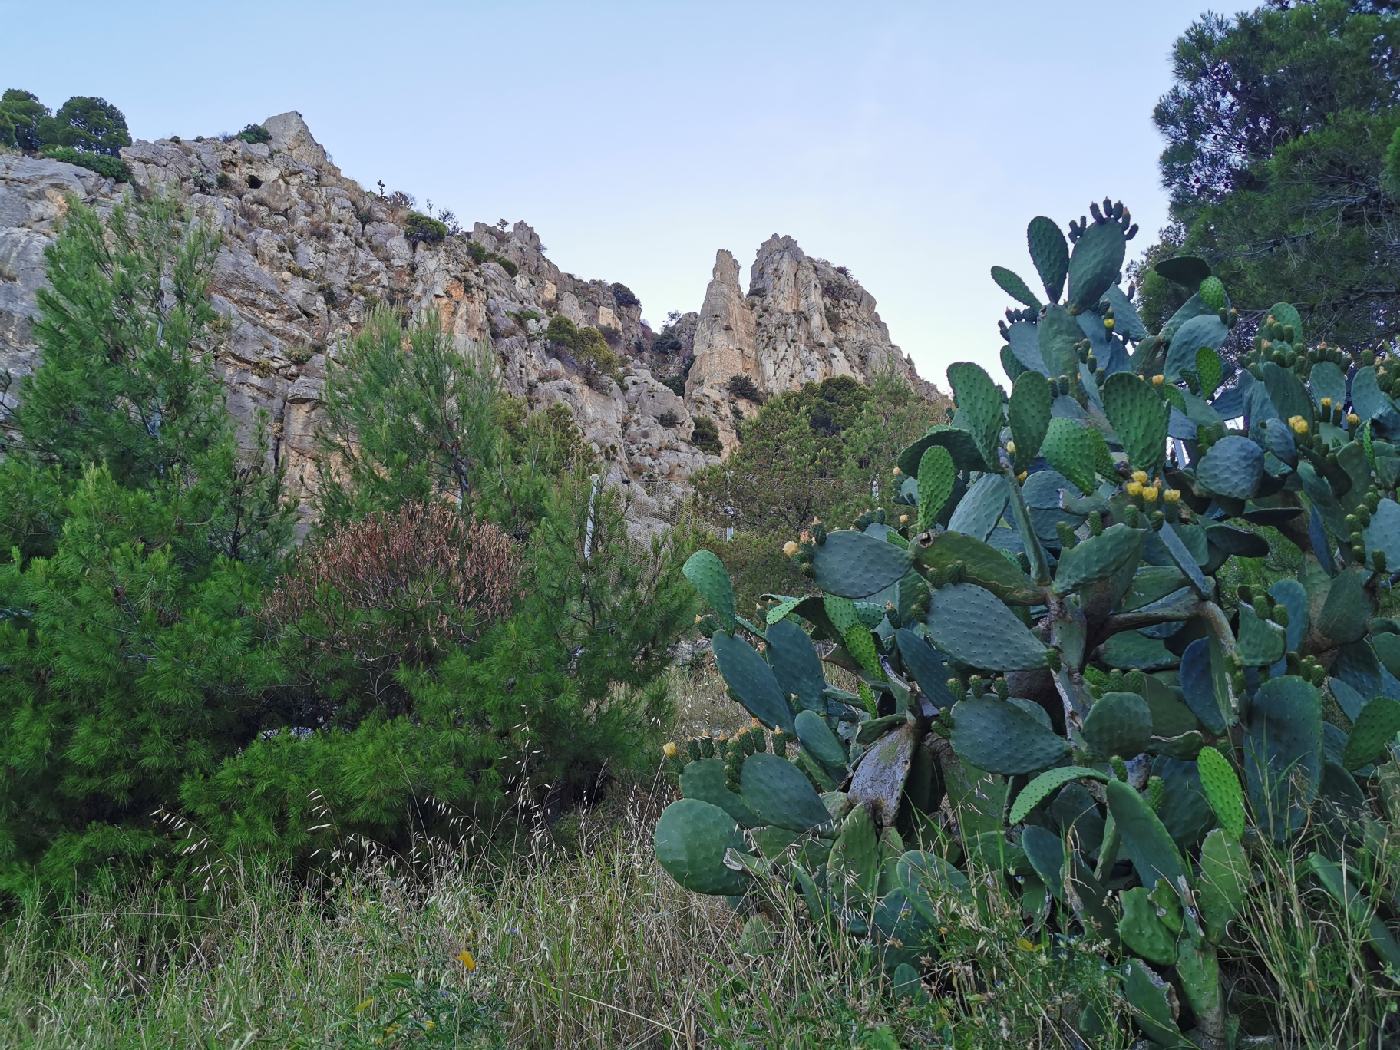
[0,112,930,531]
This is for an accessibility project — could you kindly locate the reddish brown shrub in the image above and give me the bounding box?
[265,502,520,713]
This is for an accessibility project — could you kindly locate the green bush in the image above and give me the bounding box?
[659,200,1400,1046]
[546,315,620,379]
[39,145,130,182]
[235,123,271,145]
[263,502,520,724]
[404,211,448,247]
[690,415,721,455]
[726,374,763,403]
[610,282,640,309]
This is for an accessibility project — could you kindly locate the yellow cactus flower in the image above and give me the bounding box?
[1005,440,1017,455]
[1320,397,1332,410]
[782,540,799,556]
[457,948,477,971]
[1125,481,1143,498]
[1163,489,1181,503]
[1104,317,1116,331]
[1016,470,1028,483]
[898,513,910,525]
[1348,412,1361,426]
[892,466,903,477]
[1288,415,1310,435]
[1131,470,1149,485]
[662,742,678,758]
[1152,374,1165,387]
[1142,486,1159,503]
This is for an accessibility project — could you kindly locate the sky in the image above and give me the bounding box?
[6,0,1247,389]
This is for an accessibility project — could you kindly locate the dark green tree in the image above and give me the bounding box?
[44,96,131,156]
[0,89,49,151]
[315,308,585,535]
[1140,0,1400,344]
[0,194,288,899]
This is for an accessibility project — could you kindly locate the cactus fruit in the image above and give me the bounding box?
[659,202,1400,1047]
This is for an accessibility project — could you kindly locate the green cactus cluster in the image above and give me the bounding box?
[657,202,1400,1046]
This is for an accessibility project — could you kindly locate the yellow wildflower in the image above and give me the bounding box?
[662,742,678,758]
[457,948,477,972]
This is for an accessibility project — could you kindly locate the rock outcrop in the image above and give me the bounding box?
[687,236,926,450]
[0,112,932,532]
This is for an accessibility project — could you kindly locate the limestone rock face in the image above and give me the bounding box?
[687,235,926,451]
[0,113,930,532]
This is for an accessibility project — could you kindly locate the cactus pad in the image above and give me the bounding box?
[1102,372,1168,472]
[927,583,1048,671]
[1082,691,1153,758]
[827,804,881,899]
[1107,779,1186,889]
[683,550,736,630]
[897,424,987,475]
[654,799,749,895]
[712,631,795,734]
[1026,216,1068,302]
[1008,371,1052,467]
[1009,766,1109,824]
[990,265,1041,309]
[913,530,1040,604]
[947,473,1009,541]
[1038,305,1083,381]
[948,361,1005,469]
[848,722,918,826]
[1054,523,1144,596]
[1067,219,1126,310]
[681,759,760,827]
[1342,697,1400,771]
[765,618,827,712]
[1194,435,1264,500]
[1243,676,1322,841]
[794,709,848,771]
[810,530,913,600]
[916,445,955,531]
[1041,417,1103,495]
[740,753,832,831]
[1118,886,1179,965]
[1195,746,1244,840]
[950,695,1071,775]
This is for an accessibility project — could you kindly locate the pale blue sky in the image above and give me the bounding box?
[7,0,1243,387]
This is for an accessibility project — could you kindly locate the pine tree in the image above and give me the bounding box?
[0,193,287,899]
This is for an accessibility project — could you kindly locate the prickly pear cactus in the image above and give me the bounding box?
[657,202,1400,1046]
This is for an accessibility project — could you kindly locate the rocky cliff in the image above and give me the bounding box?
[0,112,930,531]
